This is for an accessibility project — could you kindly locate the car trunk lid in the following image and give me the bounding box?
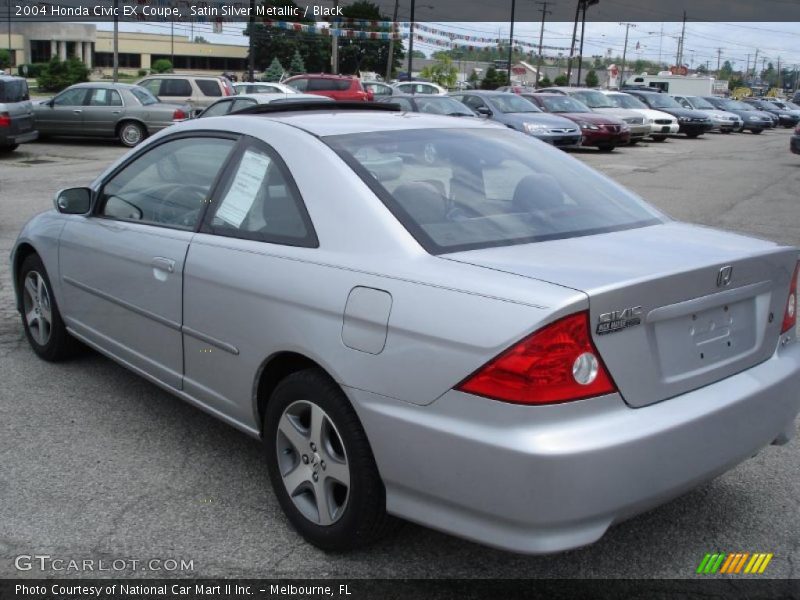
[443,222,797,407]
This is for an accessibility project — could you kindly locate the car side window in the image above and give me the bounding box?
[205,140,317,247]
[461,96,486,111]
[289,78,308,92]
[53,88,88,106]
[99,137,236,230]
[393,97,413,111]
[140,79,161,96]
[160,79,192,97]
[88,88,122,106]
[676,97,691,108]
[201,99,234,117]
[231,98,257,111]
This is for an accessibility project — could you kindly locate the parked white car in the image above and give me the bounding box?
[233,82,299,95]
[601,91,679,142]
[671,94,744,133]
[391,81,448,95]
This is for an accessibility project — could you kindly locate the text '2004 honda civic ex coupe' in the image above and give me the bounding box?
[10,102,800,554]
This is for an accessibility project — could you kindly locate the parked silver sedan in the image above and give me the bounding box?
[33,82,189,147]
[197,92,332,117]
[10,103,800,555]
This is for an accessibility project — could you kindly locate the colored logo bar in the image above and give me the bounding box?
[696,552,773,574]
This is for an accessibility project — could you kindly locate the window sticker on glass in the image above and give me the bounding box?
[215,150,271,227]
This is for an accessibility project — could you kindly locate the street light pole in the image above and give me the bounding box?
[407,0,415,78]
[112,0,119,82]
[248,0,255,81]
[385,0,400,81]
[506,0,516,85]
[534,1,551,88]
[576,1,588,86]
[566,0,581,85]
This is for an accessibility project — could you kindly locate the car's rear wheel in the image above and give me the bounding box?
[650,135,667,142]
[751,129,763,135]
[0,144,19,153]
[597,144,615,152]
[686,133,702,138]
[19,254,80,361]
[264,368,396,551]
[118,121,147,147]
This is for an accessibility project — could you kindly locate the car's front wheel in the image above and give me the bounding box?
[19,254,80,361]
[751,129,763,135]
[118,121,147,147]
[0,144,19,153]
[597,144,615,152]
[650,135,667,142]
[264,369,396,551]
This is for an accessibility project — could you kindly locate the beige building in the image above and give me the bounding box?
[1,22,247,74]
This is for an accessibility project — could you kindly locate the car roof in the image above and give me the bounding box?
[233,93,332,103]
[285,73,356,80]
[242,109,498,136]
[524,92,564,98]
[69,82,138,89]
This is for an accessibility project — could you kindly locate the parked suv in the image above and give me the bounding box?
[283,74,373,101]
[135,75,234,115]
[0,75,38,153]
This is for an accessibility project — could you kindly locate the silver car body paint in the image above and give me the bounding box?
[10,110,800,554]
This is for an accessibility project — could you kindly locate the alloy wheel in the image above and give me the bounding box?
[22,271,52,346]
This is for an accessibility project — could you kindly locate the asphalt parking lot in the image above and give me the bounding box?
[1,129,798,580]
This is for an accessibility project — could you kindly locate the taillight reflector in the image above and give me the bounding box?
[0,112,10,127]
[457,311,617,405]
[173,108,187,120]
[781,262,799,334]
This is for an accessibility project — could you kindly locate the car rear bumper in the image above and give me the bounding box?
[351,340,800,554]
[649,122,680,135]
[1,129,38,145]
[791,134,800,155]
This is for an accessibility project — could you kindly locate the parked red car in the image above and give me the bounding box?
[283,74,373,102]
[524,93,630,152]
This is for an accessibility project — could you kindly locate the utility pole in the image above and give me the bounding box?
[794,65,799,94]
[507,0,516,85]
[407,0,416,78]
[534,1,551,88]
[566,0,581,85]
[248,0,255,81]
[751,48,759,80]
[619,23,635,90]
[331,0,339,74]
[716,47,722,77]
[7,0,11,70]
[385,0,400,81]
[777,56,782,90]
[675,10,686,67]
[745,53,750,79]
[112,0,119,82]
[576,0,588,86]
[170,21,174,67]
[658,23,663,67]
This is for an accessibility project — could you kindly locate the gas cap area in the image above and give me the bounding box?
[342,287,393,354]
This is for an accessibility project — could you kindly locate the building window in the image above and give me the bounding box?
[151,54,247,72]
[93,52,142,68]
[29,40,52,64]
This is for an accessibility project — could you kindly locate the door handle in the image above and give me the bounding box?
[73,109,82,114]
[151,257,175,273]
[112,111,121,114]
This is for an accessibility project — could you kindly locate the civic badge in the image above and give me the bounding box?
[717,266,733,287]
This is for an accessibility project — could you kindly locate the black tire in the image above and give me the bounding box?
[118,121,147,147]
[628,139,639,146]
[650,135,667,142]
[597,144,615,152]
[0,144,19,153]
[721,129,732,134]
[18,253,81,361]
[685,133,701,138]
[751,129,763,135]
[264,368,397,551]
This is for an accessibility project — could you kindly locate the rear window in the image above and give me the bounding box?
[0,79,30,102]
[307,78,353,92]
[130,86,158,105]
[196,79,223,97]
[326,128,664,254]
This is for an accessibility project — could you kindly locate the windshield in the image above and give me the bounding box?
[325,128,664,254]
[722,99,751,110]
[687,96,714,109]
[537,95,590,113]
[645,94,681,109]
[490,94,541,113]
[571,90,616,108]
[131,86,158,105]
[608,94,647,109]
[415,96,475,116]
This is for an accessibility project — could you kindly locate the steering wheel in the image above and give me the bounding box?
[156,184,208,226]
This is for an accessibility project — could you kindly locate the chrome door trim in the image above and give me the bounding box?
[182,326,240,356]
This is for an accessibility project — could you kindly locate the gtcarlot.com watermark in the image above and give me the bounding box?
[14,554,194,573]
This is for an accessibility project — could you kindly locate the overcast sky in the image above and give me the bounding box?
[96,21,800,71]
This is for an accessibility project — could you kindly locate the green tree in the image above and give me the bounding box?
[411,50,426,59]
[538,74,551,87]
[719,60,734,81]
[289,49,305,75]
[480,66,505,90]
[467,70,479,86]
[264,58,285,82]
[553,73,568,86]
[584,69,599,87]
[0,49,10,70]
[193,36,209,43]
[151,59,173,74]
[420,56,458,88]
[337,1,402,75]
[37,57,89,93]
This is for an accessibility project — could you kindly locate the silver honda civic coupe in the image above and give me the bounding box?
[10,103,800,554]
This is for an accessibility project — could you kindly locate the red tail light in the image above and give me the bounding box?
[0,112,10,127]
[781,262,799,334]
[172,108,187,120]
[366,89,375,102]
[222,79,233,96]
[457,311,617,405]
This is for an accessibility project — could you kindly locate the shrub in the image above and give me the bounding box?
[36,57,90,93]
[553,74,569,86]
[17,63,48,78]
[138,69,148,77]
[585,69,599,88]
[151,59,173,74]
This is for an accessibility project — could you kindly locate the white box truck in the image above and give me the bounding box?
[624,74,727,96]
